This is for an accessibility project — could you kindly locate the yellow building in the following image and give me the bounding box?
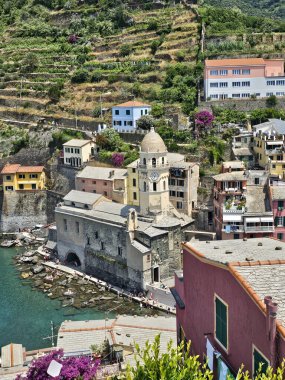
[126,160,139,206]
[269,159,285,179]
[253,119,285,168]
[1,164,46,192]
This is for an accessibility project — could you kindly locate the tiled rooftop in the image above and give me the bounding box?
[205,58,266,67]
[1,164,44,174]
[63,139,93,147]
[63,190,104,205]
[185,238,285,265]
[77,166,127,181]
[114,101,151,107]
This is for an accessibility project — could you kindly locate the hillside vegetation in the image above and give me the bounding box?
[0,0,202,129]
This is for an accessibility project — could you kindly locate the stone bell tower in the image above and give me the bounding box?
[138,127,170,217]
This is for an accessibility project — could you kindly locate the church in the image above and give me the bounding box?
[55,128,194,291]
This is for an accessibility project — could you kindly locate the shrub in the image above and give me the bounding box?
[119,44,133,57]
[71,69,90,83]
[137,115,155,130]
[90,70,103,83]
[147,19,158,31]
[266,95,278,107]
[112,152,124,167]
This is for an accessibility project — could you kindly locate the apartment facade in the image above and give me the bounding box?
[112,101,151,132]
[270,185,285,241]
[213,164,274,239]
[1,164,45,191]
[63,139,96,167]
[173,238,285,377]
[253,119,285,171]
[204,58,285,101]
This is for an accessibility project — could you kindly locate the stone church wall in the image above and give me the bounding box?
[0,190,47,232]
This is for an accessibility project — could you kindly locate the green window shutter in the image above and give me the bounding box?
[278,200,284,208]
[253,349,268,376]
[283,217,285,227]
[274,217,278,227]
[215,297,228,349]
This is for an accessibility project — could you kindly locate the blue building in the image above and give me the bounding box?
[112,101,151,132]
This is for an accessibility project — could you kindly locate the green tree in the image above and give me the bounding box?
[137,115,155,130]
[119,44,133,57]
[71,69,90,83]
[20,52,38,73]
[266,95,278,107]
[97,128,124,151]
[118,335,213,380]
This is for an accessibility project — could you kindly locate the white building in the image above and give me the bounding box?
[204,58,285,101]
[112,101,152,132]
[63,139,96,167]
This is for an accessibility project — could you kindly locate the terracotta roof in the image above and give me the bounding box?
[205,58,265,67]
[114,101,151,107]
[1,164,21,174]
[18,166,44,173]
[1,164,44,174]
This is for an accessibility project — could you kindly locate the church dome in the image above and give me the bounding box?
[141,127,167,153]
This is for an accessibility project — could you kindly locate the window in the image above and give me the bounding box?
[210,82,219,88]
[210,94,219,99]
[215,295,228,350]
[104,182,107,186]
[276,92,285,96]
[272,164,276,169]
[19,184,24,190]
[126,109,130,115]
[278,200,283,209]
[177,180,184,186]
[162,157,165,165]
[141,110,143,116]
[70,148,73,153]
[277,233,283,240]
[143,158,146,165]
[133,192,137,200]
[146,254,151,262]
[275,216,283,226]
[145,109,148,115]
[253,347,269,377]
[170,179,176,186]
[93,190,97,193]
[143,182,147,192]
[92,181,96,184]
[242,69,250,75]
[254,178,260,185]
[242,93,250,98]
[82,189,85,192]
[266,92,274,96]
[19,174,25,179]
[74,148,80,154]
[232,94,241,98]
[115,109,119,115]
[101,241,105,250]
[219,82,228,88]
[177,191,184,198]
[133,178,136,186]
[118,247,123,256]
[64,219,67,231]
[32,184,36,190]
[210,70,218,75]
[277,80,285,86]
[232,82,241,87]
[152,158,156,167]
[94,231,98,239]
[242,81,250,87]
[65,147,70,153]
[176,201,183,209]
[104,191,107,196]
[153,182,157,191]
[113,120,122,126]
[232,69,241,74]
[76,221,80,234]
[124,120,133,126]
[170,190,176,196]
[30,174,38,179]
[132,168,136,173]
[6,175,11,181]
[220,70,228,75]
[267,80,275,86]
[234,233,239,239]
[5,186,13,191]
[163,181,166,190]
[82,180,85,183]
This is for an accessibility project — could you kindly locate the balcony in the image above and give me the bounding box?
[245,225,274,233]
[223,225,244,233]
[223,204,245,214]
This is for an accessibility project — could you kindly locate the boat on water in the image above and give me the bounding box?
[0,240,16,248]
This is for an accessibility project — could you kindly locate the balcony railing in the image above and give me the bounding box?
[223,205,245,214]
[245,225,274,232]
[223,225,244,233]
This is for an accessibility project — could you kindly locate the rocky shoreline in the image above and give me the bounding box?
[14,249,164,317]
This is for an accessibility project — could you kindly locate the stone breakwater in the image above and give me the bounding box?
[14,250,164,316]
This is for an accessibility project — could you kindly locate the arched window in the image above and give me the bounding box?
[163,181,166,190]
[162,157,165,165]
[143,158,146,165]
[143,182,147,192]
[152,158,156,167]
[153,182,157,191]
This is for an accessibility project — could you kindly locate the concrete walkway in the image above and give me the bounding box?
[36,248,176,315]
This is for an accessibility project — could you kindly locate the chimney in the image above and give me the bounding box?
[228,166,232,173]
[264,296,278,369]
[109,170,115,178]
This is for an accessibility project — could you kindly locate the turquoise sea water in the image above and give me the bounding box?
[0,247,107,350]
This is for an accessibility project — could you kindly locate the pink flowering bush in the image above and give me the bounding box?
[194,111,214,137]
[16,350,100,380]
[112,152,124,167]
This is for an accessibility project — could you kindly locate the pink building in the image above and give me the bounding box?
[75,166,128,204]
[173,238,285,377]
[270,185,285,241]
[204,58,285,100]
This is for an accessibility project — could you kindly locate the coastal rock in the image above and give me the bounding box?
[23,251,35,257]
[21,272,30,279]
[32,265,44,274]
